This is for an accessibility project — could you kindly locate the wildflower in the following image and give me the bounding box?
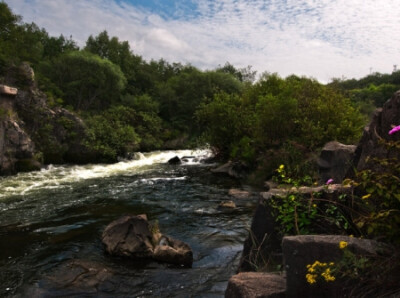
[339,241,348,249]
[326,178,334,185]
[361,193,371,200]
[312,204,317,208]
[306,273,317,284]
[388,125,400,135]
[321,268,336,282]
[279,164,285,170]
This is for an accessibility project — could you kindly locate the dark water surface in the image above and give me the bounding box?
[0,150,256,297]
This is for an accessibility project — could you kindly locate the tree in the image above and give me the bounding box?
[43,51,126,110]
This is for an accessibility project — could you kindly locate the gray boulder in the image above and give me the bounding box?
[318,141,356,184]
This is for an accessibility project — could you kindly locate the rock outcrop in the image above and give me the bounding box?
[238,184,353,272]
[318,141,356,184]
[0,79,41,174]
[0,118,40,174]
[353,90,400,172]
[0,63,96,174]
[102,215,193,267]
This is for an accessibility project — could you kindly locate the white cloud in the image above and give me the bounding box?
[5,0,400,82]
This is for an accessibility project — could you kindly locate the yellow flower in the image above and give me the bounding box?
[339,241,348,249]
[321,268,336,282]
[279,164,284,170]
[362,193,371,200]
[306,273,317,284]
[312,204,317,208]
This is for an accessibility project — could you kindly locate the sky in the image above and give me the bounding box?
[4,0,400,82]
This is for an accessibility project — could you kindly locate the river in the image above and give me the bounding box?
[0,149,257,297]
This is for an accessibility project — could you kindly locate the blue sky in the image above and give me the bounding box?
[5,0,400,82]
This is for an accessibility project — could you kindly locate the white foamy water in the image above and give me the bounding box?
[0,149,212,199]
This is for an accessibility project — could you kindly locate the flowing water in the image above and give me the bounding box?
[0,149,257,297]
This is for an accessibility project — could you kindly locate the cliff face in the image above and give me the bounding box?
[0,108,39,174]
[0,63,95,175]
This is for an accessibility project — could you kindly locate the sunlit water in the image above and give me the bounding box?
[0,149,257,297]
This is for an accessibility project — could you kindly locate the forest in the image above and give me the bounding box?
[1,2,399,178]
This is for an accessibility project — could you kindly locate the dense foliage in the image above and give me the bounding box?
[330,71,400,118]
[0,2,396,177]
[196,73,364,179]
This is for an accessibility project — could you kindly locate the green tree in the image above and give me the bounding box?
[85,105,140,161]
[42,51,126,110]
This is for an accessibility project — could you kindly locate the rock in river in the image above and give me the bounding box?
[102,214,193,267]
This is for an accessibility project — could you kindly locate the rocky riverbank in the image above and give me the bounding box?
[224,90,400,297]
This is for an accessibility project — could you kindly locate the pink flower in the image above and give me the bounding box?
[389,125,400,135]
[326,178,334,185]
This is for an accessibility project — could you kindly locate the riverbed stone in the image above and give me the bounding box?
[153,236,193,267]
[168,156,181,164]
[47,259,113,292]
[225,272,286,298]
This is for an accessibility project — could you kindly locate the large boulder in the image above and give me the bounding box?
[102,214,154,259]
[225,272,286,298]
[353,90,400,172]
[282,235,391,298]
[102,215,193,267]
[318,141,356,184]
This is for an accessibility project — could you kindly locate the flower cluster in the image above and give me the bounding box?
[306,260,336,284]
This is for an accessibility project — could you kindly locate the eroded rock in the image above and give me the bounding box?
[102,215,193,267]
[102,214,154,259]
